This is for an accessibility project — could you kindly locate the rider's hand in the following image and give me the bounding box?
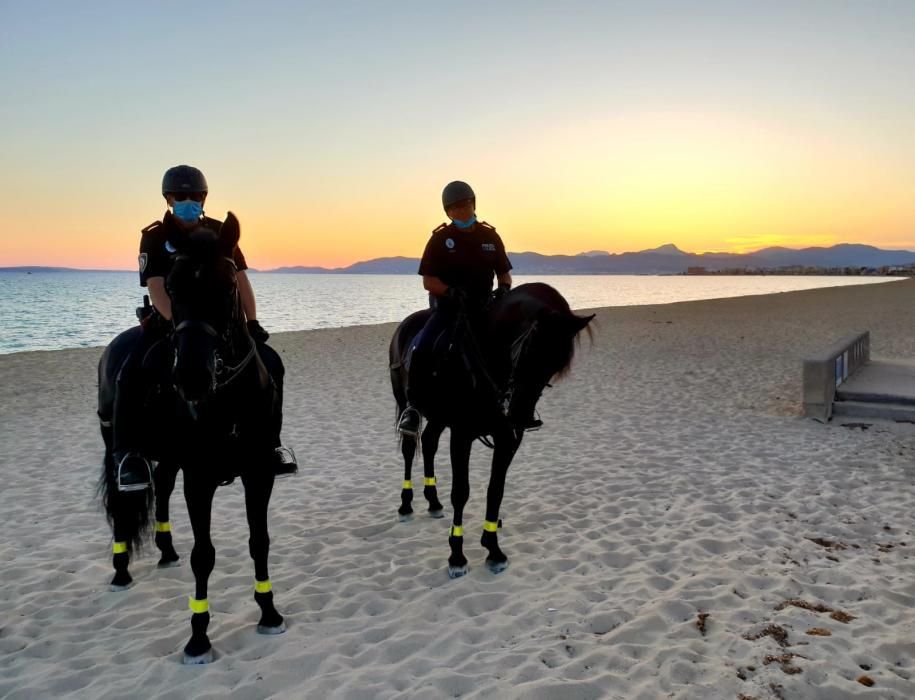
[247,319,270,343]
[141,309,172,335]
[492,283,511,301]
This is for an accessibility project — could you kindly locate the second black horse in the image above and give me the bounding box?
[390,283,593,578]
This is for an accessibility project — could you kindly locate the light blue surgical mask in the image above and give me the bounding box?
[172,200,203,223]
[452,215,477,229]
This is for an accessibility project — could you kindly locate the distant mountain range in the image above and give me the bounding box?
[5,243,915,276]
[265,243,915,275]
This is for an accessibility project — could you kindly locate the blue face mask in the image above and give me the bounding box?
[172,200,203,223]
[452,215,477,229]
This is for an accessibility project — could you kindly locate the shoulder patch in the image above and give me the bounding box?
[432,222,448,234]
[479,221,496,231]
[138,253,148,273]
[141,220,163,235]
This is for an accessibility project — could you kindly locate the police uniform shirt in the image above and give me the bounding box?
[418,221,512,300]
[138,212,248,287]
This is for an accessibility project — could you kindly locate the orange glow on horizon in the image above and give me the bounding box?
[2,111,913,269]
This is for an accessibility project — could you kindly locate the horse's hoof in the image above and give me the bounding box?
[182,649,214,665]
[109,581,134,592]
[486,558,509,575]
[398,512,414,522]
[447,564,469,579]
[428,508,445,519]
[257,621,287,635]
[157,558,180,568]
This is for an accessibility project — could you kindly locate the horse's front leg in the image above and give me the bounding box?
[447,429,473,578]
[182,472,217,665]
[153,461,180,567]
[421,421,445,517]
[480,429,522,574]
[398,428,417,521]
[243,467,285,634]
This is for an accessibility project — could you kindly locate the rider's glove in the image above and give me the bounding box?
[247,319,270,343]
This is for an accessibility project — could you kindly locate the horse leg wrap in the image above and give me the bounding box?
[448,532,468,569]
[110,550,132,588]
[184,611,212,658]
[155,528,179,566]
[423,483,444,513]
[254,590,285,630]
[481,529,508,568]
[398,481,414,516]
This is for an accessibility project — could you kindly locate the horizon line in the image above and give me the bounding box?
[4,241,915,272]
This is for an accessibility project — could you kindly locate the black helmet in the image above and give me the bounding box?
[162,165,208,195]
[442,181,475,211]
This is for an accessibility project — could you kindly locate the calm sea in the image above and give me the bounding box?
[0,272,900,355]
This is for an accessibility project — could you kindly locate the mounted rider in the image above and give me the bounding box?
[398,180,523,436]
[111,165,296,491]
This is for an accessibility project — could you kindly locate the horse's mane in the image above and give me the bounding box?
[499,282,593,379]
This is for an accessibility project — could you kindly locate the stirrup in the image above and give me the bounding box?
[117,453,152,492]
[273,446,298,478]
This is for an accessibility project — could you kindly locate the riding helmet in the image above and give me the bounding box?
[442,181,475,211]
[162,165,208,195]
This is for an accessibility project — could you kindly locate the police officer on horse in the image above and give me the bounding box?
[397,181,516,436]
[111,165,296,491]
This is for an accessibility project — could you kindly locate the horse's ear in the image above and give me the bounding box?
[570,313,594,334]
[219,212,241,252]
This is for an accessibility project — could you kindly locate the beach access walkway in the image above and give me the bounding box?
[804,330,915,422]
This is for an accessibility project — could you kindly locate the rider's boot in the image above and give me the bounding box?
[272,445,298,478]
[112,339,154,492]
[398,404,421,438]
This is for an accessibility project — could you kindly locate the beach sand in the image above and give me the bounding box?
[1,280,913,699]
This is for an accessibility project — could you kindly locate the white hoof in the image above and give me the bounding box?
[109,582,134,592]
[398,512,414,522]
[257,620,287,635]
[428,509,445,519]
[182,649,214,665]
[448,564,469,579]
[486,558,509,574]
[157,559,180,569]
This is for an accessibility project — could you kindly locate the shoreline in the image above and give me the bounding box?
[0,276,907,360]
[1,278,913,698]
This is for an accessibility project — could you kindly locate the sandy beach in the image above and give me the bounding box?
[1,279,913,700]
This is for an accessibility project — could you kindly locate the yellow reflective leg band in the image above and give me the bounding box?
[155,521,171,533]
[188,597,209,613]
[483,520,499,533]
[254,579,272,594]
[450,525,463,537]
[424,477,436,486]
[402,480,413,490]
[112,541,127,554]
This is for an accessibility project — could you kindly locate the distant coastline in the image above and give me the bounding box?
[4,242,915,276]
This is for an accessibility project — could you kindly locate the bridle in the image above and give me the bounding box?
[457,307,542,427]
[171,256,256,394]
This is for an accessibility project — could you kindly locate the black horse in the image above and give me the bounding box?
[97,213,286,664]
[390,283,593,577]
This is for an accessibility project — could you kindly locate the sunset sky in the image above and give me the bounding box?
[1,1,913,270]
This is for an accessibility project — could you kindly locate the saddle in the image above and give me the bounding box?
[408,313,500,415]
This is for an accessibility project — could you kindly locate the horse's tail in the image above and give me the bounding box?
[97,416,153,554]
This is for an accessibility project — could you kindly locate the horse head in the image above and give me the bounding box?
[167,212,244,404]
[490,282,594,427]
